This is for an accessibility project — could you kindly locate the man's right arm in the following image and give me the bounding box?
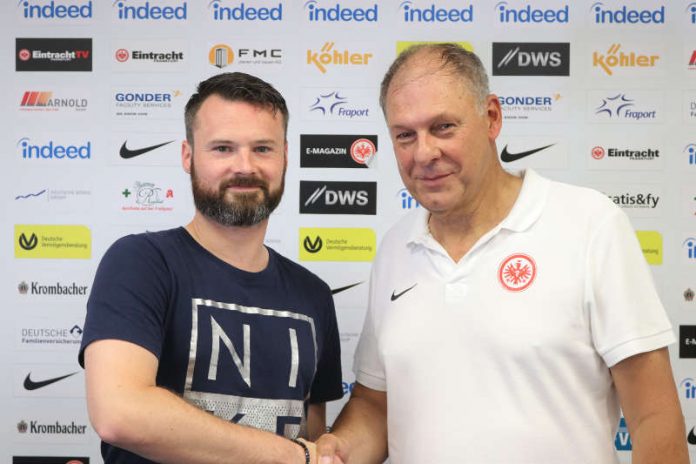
[85,338,310,464]
[316,383,388,464]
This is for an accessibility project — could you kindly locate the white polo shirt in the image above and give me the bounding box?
[354,169,674,464]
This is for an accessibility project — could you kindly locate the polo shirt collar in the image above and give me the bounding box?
[406,169,549,247]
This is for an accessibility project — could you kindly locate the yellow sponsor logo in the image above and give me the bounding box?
[307,42,373,74]
[636,230,662,265]
[396,41,474,55]
[592,44,659,76]
[299,228,376,262]
[15,225,91,259]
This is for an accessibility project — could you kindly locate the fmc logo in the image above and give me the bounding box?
[592,44,659,76]
[492,42,570,76]
[494,1,568,24]
[19,0,93,19]
[399,1,473,23]
[307,42,373,73]
[209,44,281,68]
[113,0,188,20]
[304,1,378,22]
[590,2,664,25]
[208,0,283,21]
[17,138,91,160]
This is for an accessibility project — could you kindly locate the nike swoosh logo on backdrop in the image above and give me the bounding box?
[391,283,417,301]
[119,140,174,159]
[23,372,79,391]
[500,143,555,163]
[331,282,363,295]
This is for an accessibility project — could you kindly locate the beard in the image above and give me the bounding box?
[190,159,284,227]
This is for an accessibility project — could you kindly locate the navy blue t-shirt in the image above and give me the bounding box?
[79,227,342,463]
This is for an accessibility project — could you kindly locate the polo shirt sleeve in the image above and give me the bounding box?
[353,270,387,392]
[586,208,675,368]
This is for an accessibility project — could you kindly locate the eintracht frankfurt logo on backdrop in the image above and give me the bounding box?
[498,253,537,291]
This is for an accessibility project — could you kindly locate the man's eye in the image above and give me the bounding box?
[395,132,414,141]
[436,123,455,131]
[255,146,271,153]
[214,146,231,152]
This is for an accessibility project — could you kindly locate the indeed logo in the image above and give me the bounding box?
[399,1,473,23]
[495,1,568,24]
[591,2,664,25]
[304,0,377,22]
[681,378,696,399]
[307,42,373,73]
[17,138,91,160]
[114,0,187,20]
[593,44,659,76]
[689,3,696,24]
[209,0,282,21]
[685,238,696,260]
[686,144,696,165]
[20,0,93,19]
[398,188,420,210]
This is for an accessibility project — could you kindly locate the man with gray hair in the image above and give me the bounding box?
[317,44,687,464]
[81,72,342,464]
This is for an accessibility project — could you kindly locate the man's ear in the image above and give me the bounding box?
[182,140,192,174]
[485,94,503,140]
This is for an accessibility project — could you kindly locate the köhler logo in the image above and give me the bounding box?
[303,236,323,253]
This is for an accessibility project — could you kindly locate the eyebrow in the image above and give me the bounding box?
[206,139,279,146]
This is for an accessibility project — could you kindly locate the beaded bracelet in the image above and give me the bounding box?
[291,438,311,464]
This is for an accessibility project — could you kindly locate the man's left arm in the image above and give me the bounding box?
[307,403,326,441]
[611,347,688,464]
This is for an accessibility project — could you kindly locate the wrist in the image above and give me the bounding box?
[291,438,311,464]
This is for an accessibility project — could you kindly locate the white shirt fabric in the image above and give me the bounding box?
[354,169,674,464]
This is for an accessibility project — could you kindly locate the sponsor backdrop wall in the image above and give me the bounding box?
[2,0,696,462]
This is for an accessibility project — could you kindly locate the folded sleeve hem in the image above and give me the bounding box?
[602,328,675,368]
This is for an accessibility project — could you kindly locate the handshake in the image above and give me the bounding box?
[293,433,350,464]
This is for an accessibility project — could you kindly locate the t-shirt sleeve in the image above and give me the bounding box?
[78,234,171,367]
[353,269,387,392]
[309,286,343,403]
[587,208,675,367]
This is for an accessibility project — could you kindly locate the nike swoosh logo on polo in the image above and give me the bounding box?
[119,140,174,159]
[331,282,363,295]
[23,371,79,391]
[391,283,417,301]
[500,143,555,163]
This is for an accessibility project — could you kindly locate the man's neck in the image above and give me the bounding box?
[185,212,270,272]
[428,169,523,263]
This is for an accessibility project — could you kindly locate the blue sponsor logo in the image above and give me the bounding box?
[686,144,696,165]
[685,238,696,260]
[614,417,632,451]
[499,95,554,108]
[399,0,473,23]
[595,94,656,121]
[495,1,568,23]
[208,0,282,21]
[309,91,370,119]
[17,138,91,160]
[20,0,93,18]
[15,189,47,200]
[304,0,377,22]
[689,3,696,24]
[114,0,187,20]
[681,378,696,398]
[591,2,664,24]
[398,188,420,210]
[342,381,354,396]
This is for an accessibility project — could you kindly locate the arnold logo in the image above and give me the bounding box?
[492,42,569,76]
[300,181,376,215]
[19,233,38,250]
[303,236,323,253]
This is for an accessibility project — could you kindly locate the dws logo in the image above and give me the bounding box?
[113,0,187,20]
[304,0,377,22]
[590,2,664,25]
[399,1,473,23]
[492,43,569,76]
[17,138,91,160]
[208,0,283,21]
[300,181,376,215]
[495,1,568,24]
[19,0,93,19]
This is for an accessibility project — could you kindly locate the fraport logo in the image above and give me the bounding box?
[681,377,696,399]
[399,1,473,23]
[113,0,187,20]
[590,2,664,25]
[20,0,93,19]
[304,0,378,22]
[495,1,568,24]
[595,94,656,121]
[208,0,283,21]
[689,3,696,24]
[686,144,696,165]
[398,188,420,210]
[17,138,91,160]
[309,91,369,119]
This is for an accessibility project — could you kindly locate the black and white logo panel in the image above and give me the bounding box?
[492,42,570,76]
[300,181,376,215]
